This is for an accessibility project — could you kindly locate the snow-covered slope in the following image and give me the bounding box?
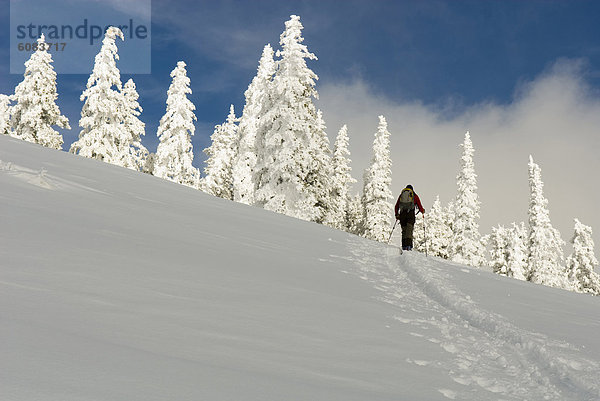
[1,134,599,401]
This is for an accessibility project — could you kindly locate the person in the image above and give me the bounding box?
[394,184,425,251]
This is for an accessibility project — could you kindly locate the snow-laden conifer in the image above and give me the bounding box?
[233,44,276,205]
[347,194,364,236]
[154,61,200,188]
[120,79,148,170]
[415,196,452,258]
[413,212,426,252]
[505,222,528,281]
[305,109,333,224]
[71,27,142,166]
[362,115,393,242]
[11,34,70,149]
[326,124,356,231]
[253,15,322,221]
[202,105,239,200]
[489,225,510,275]
[527,155,568,288]
[0,94,10,136]
[565,219,600,295]
[450,132,486,267]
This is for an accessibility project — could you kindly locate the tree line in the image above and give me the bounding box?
[1,16,598,296]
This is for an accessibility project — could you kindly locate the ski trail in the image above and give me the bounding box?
[342,238,600,401]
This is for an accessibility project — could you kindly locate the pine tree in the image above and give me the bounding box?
[527,155,568,289]
[489,225,510,275]
[506,222,528,281]
[70,27,140,166]
[11,34,70,149]
[415,196,452,258]
[305,109,333,224]
[362,115,393,242]
[327,124,357,231]
[347,194,364,236]
[202,105,239,200]
[233,44,276,205]
[450,132,486,267]
[413,212,426,252]
[120,79,148,171]
[0,94,10,136]
[253,15,322,221]
[566,219,600,295]
[154,61,199,188]
[142,153,156,175]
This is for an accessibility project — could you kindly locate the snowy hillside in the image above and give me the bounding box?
[1,134,600,401]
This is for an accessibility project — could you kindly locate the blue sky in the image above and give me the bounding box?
[2,0,600,244]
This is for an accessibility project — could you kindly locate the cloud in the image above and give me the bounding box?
[317,59,600,247]
[152,1,282,71]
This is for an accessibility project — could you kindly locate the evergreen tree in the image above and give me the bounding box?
[202,105,239,200]
[327,124,356,231]
[120,79,148,171]
[154,61,199,188]
[142,153,156,175]
[0,94,10,136]
[413,212,426,252]
[506,222,528,281]
[415,196,451,258]
[450,132,486,267]
[253,15,322,222]
[362,115,393,242]
[347,194,364,236]
[11,34,70,149]
[489,225,510,275]
[70,27,141,166]
[305,109,333,224]
[566,219,600,295]
[233,44,276,205]
[527,155,568,288]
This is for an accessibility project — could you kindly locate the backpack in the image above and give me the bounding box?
[398,188,415,212]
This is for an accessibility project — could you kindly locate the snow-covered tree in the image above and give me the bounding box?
[11,34,70,149]
[362,115,393,242]
[326,124,356,231]
[202,105,239,200]
[526,155,567,289]
[120,79,148,170]
[70,27,141,167]
[347,194,364,236]
[304,109,333,224]
[0,94,10,136]
[414,196,452,258]
[253,15,322,222]
[505,222,528,281]
[450,132,486,267]
[233,44,276,205]
[413,212,426,252]
[565,219,600,295]
[154,61,200,188]
[142,153,156,175]
[489,225,510,275]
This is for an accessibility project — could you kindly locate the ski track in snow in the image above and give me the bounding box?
[0,159,106,194]
[340,238,600,401]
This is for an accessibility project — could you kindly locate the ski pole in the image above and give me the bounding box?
[387,219,399,244]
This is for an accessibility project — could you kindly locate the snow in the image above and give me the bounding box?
[1,134,600,400]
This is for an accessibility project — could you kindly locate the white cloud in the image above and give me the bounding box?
[317,59,600,249]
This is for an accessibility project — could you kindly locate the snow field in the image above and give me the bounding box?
[345,238,600,400]
[1,135,600,400]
